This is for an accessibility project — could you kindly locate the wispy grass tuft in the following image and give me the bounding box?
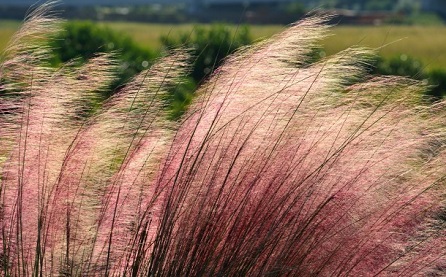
[0,3,445,276]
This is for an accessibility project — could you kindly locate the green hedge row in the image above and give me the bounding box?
[49,22,446,120]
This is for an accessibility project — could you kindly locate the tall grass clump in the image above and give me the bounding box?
[0,3,445,276]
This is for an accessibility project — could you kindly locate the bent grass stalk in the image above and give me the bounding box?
[0,2,445,276]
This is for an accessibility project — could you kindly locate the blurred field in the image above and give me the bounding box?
[97,21,284,49]
[323,26,446,70]
[0,20,21,52]
[1,20,445,70]
[91,22,446,70]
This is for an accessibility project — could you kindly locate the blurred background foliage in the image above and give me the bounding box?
[50,21,156,97]
[1,0,445,118]
[160,24,252,83]
[49,22,253,119]
[47,21,446,118]
[373,55,446,101]
[160,24,252,118]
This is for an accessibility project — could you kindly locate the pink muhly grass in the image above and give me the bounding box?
[0,3,445,276]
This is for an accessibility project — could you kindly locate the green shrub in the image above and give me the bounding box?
[161,24,252,84]
[427,68,446,100]
[50,21,156,96]
[373,54,425,79]
[373,55,446,100]
[165,76,196,120]
[160,24,252,119]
